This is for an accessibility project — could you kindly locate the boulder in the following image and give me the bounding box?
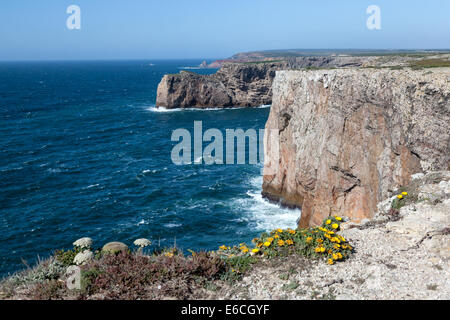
[102,242,128,254]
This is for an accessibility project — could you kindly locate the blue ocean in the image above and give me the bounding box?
[0,60,299,277]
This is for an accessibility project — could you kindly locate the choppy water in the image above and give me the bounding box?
[0,60,299,277]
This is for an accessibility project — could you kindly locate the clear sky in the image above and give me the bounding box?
[0,0,449,60]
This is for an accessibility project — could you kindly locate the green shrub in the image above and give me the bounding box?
[54,247,82,267]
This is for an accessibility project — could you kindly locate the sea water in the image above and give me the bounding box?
[0,60,299,277]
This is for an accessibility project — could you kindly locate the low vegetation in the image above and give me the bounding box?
[0,216,353,300]
[409,58,450,69]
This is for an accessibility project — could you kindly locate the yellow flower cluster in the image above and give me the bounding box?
[397,191,408,199]
[216,217,353,265]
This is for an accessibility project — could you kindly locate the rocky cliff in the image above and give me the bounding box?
[262,68,450,227]
[156,56,376,109]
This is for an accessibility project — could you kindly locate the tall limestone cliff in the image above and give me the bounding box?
[262,68,450,227]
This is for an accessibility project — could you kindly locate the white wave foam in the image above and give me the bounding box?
[86,184,100,189]
[164,223,182,228]
[137,219,148,225]
[178,67,203,70]
[147,106,185,113]
[230,175,300,232]
[142,169,158,174]
[147,104,271,113]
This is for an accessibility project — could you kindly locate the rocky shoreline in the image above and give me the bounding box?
[155,56,382,109]
[155,53,450,109]
[1,171,448,300]
[208,171,450,299]
[1,53,448,300]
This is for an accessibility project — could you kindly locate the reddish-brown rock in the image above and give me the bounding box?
[262,68,450,227]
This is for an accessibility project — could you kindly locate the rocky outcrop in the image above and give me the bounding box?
[155,57,377,109]
[156,62,281,108]
[215,171,450,300]
[262,68,450,227]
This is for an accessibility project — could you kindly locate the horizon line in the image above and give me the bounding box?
[1,48,449,63]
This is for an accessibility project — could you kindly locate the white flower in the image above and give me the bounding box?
[73,237,93,249]
[133,238,151,248]
[73,250,94,265]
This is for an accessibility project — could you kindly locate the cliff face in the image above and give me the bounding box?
[262,68,450,227]
[156,63,279,108]
[155,57,375,109]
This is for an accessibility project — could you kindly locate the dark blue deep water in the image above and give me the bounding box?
[0,60,298,277]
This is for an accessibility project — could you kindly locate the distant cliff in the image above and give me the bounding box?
[156,56,375,109]
[262,68,450,227]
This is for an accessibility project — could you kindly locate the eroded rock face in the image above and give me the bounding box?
[156,57,376,109]
[263,68,450,227]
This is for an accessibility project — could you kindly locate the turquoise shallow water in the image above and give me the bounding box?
[0,60,299,277]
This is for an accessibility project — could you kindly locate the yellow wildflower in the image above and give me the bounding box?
[277,228,283,233]
[286,239,294,245]
[274,234,280,239]
[315,247,321,253]
[306,237,313,243]
[335,216,342,221]
[332,253,339,260]
[326,219,331,225]
[332,223,339,229]
[240,246,249,252]
[288,229,296,234]
[251,248,259,253]
[219,245,227,250]
[277,240,285,246]
[267,237,274,242]
[320,247,326,253]
[397,194,403,199]
[402,192,408,196]
[327,258,334,265]
[264,241,271,247]
[316,238,323,243]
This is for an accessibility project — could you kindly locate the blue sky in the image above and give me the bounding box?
[0,0,449,60]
